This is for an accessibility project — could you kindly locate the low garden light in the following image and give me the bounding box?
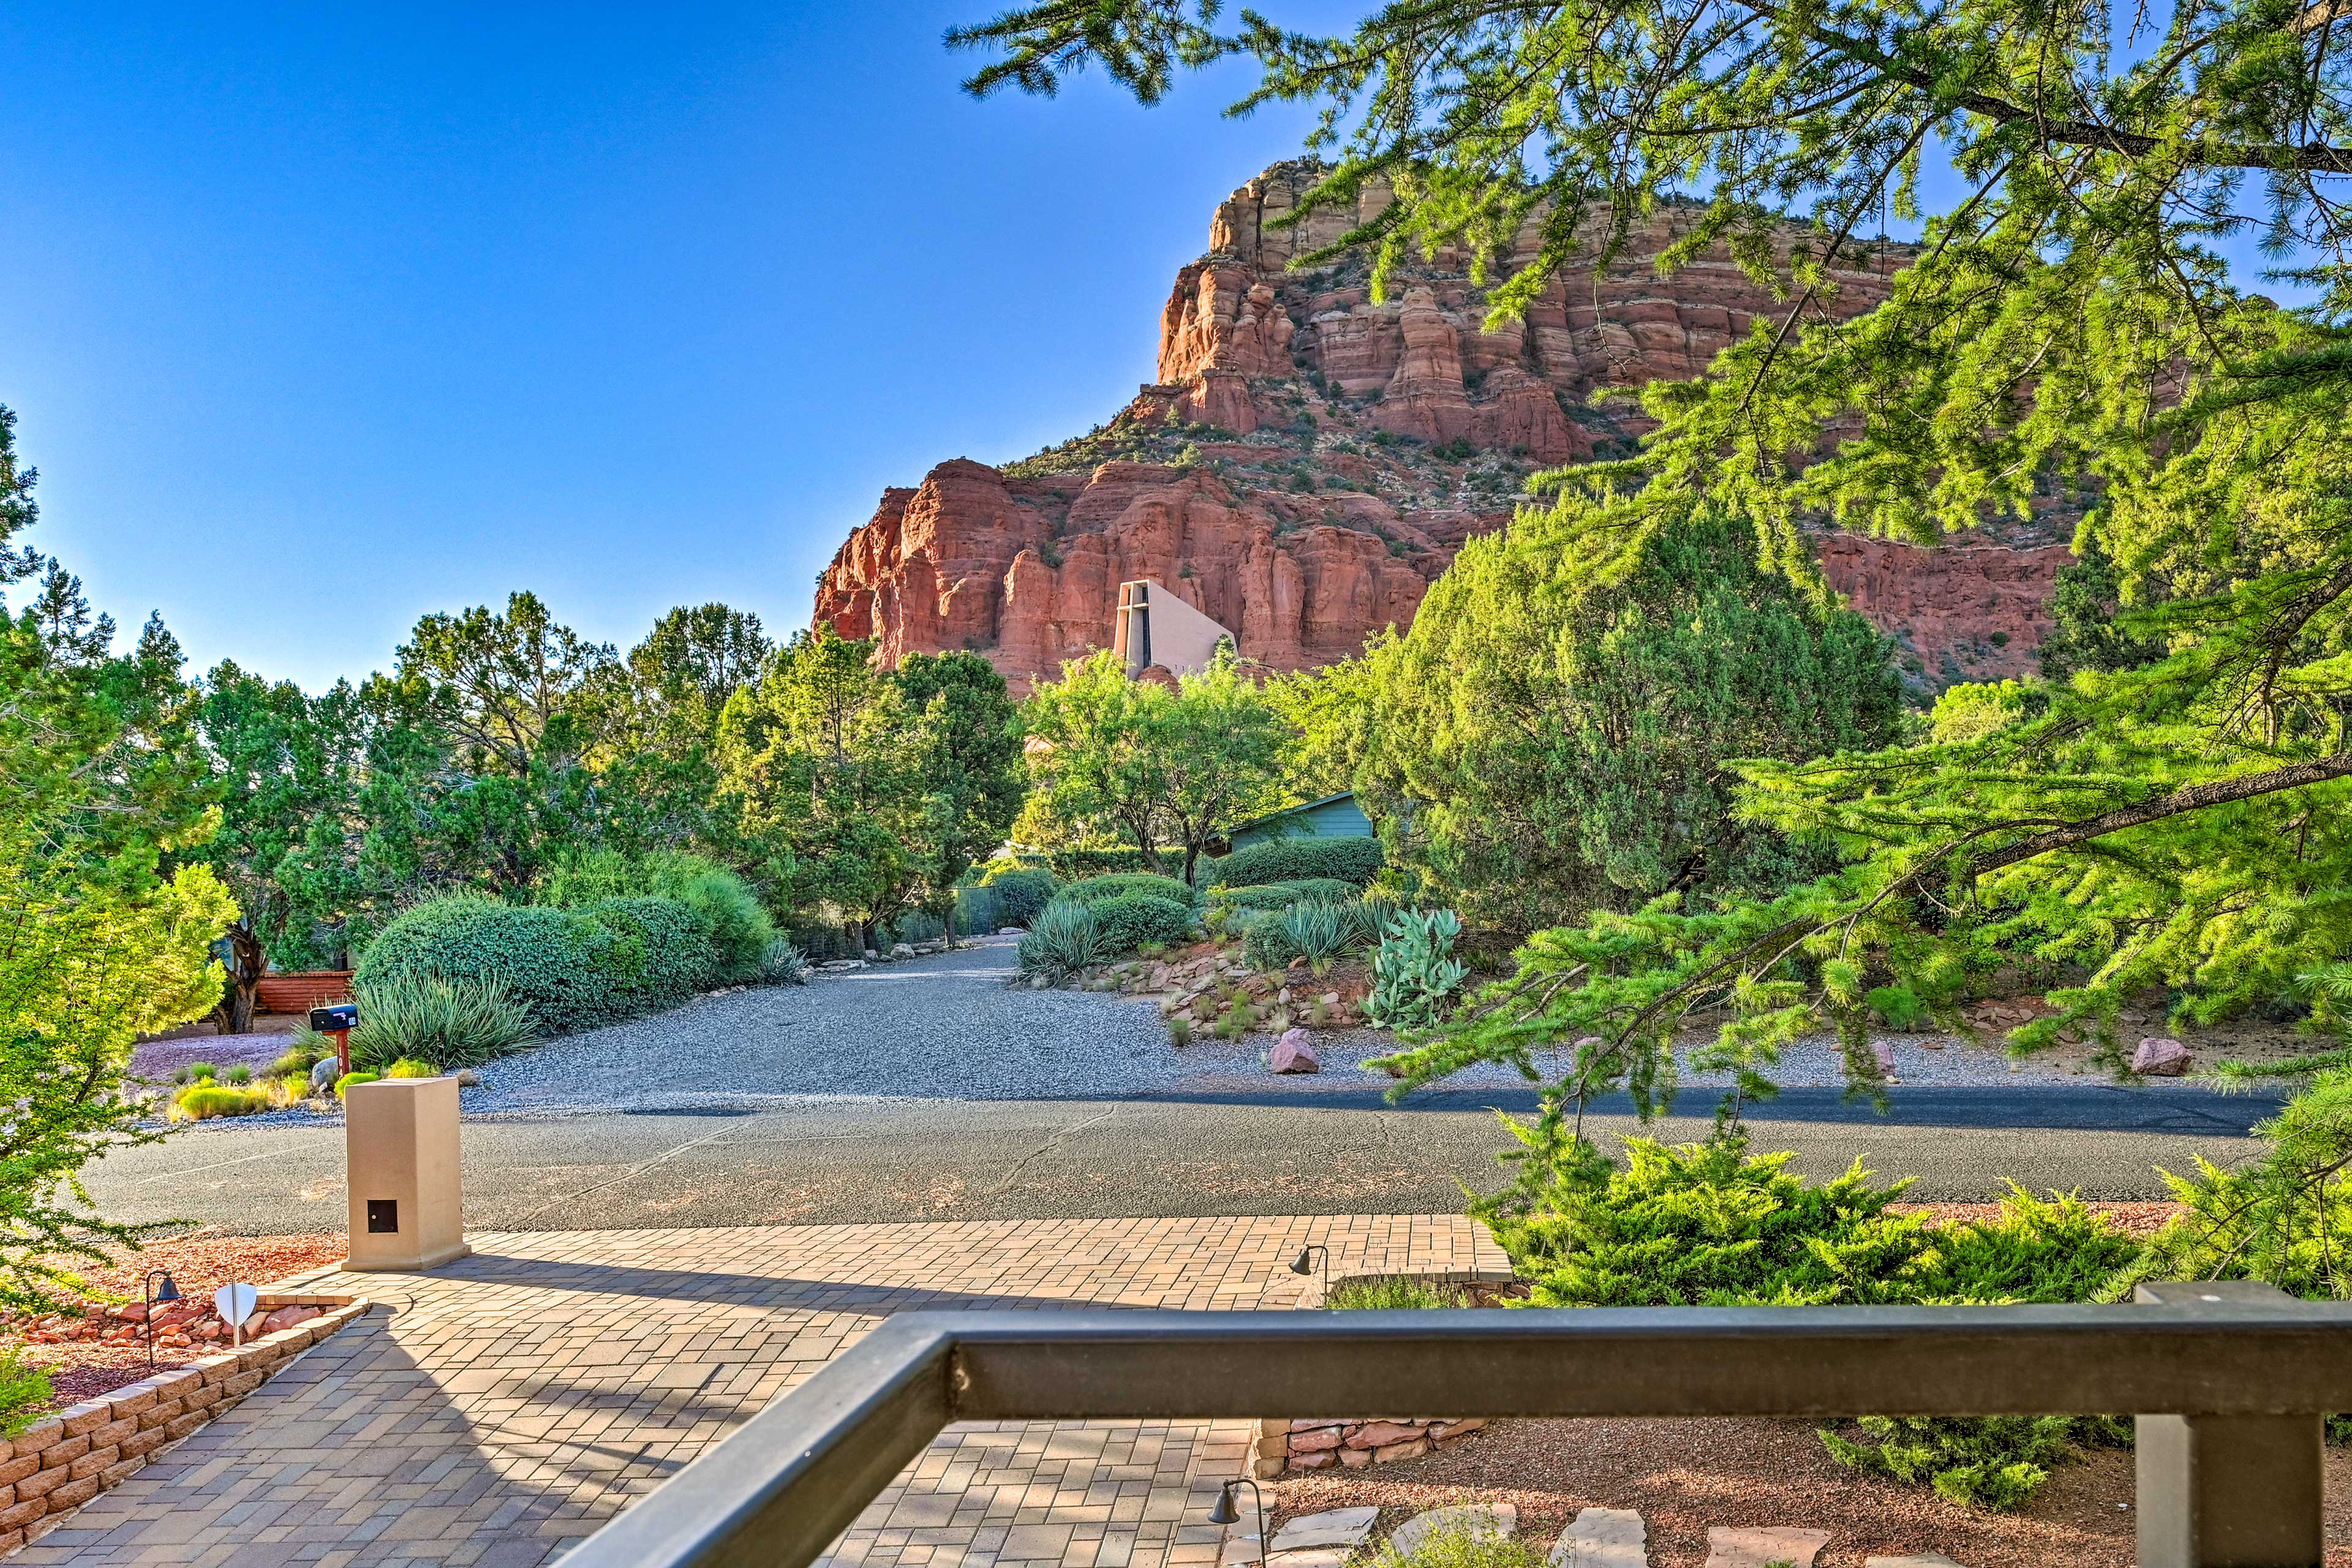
[142,1270,180,1368]
[1208,1479,1266,1568]
[1288,1243,1327,1292]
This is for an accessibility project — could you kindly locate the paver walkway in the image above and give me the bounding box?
[30,1216,1505,1568]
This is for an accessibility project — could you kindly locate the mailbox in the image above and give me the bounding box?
[309,1003,358,1033]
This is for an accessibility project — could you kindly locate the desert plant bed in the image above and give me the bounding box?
[8,1232,350,1407]
[1257,1413,2294,1567]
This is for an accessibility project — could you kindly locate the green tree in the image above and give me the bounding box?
[194,664,365,1029]
[1347,516,1900,934]
[952,0,2352,1166]
[1156,648,1291,884]
[0,816,235,1309]
[0,409,234,1306]
[1020,651,1176,870]
[2035,544,2170,683]
[718,624,922,943]
[625,603,772,752]
[1022,649,1297,882]
[893,651,1026,940]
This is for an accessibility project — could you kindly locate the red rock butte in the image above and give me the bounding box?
[815,160,2072,695]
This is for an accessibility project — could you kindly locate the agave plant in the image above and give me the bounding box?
[1364,908,1468,1033]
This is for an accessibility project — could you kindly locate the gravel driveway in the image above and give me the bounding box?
[461,936,2111,1117]
[468,937,1201,1114]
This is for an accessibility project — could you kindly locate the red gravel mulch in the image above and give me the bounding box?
[11,1232,348,1409]
[1270,1415,2352,1566]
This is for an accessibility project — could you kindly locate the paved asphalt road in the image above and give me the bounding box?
[85,1079,2278,1235]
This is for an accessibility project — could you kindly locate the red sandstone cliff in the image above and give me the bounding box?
[816,161,2068,693]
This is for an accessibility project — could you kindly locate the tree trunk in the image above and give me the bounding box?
[208,925,266,1035]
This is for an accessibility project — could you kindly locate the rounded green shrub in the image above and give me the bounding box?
[541,850,774,986]
[579,896,713,1015]
[1088,894,1197,953]
[173,1084,271,1121]
[1243,914,1298,971]
[1061,872,1196,907]
[979,866,1061,927]
[1209,878,1359,913]
[358,898,623,1037]
[1207,836,1385,891]
[384,1058,439,1079]
[333,1071,382,1100]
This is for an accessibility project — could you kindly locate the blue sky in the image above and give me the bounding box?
[6,4,2299,693]
[2,3,1333,690]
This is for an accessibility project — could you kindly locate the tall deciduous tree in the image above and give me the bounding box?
[719,624,920,943]
[1156,647,1291,884]
[1021,648,1294,881]
[893,651,1026,940]
[1020,651,1177,870]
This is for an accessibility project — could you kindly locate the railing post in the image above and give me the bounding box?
[2135,1281,2323,1568]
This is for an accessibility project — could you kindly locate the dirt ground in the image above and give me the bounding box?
[1268,1414,2352,1567]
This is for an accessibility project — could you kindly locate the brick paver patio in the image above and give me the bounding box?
[29,1216,1506,1568]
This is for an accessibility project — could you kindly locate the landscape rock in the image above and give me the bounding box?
[1871,1039,1898,1075]
[1343,1420,1422,1449]
[1390,1504,1516,1558]
[891,943,915,959]
[2133,1036,2193,1076]
[309,1059,341,1093]
[1704,1526,1831,1568]
[454,1069,481,1087]
[997,926,1027,935]
[1270,1509,1379,1553]
[1270,1029,1320,1074]
[1548,1507,1646,1568]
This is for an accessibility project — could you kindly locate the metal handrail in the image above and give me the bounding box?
[563,1294,2352,1568]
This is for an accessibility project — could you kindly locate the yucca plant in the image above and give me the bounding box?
[346,973,538,1071]
[1017,899,1112,984]
[758,938,812,986]
[1277,898,1351,976]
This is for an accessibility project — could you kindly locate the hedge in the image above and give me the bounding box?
[1045,846,1160,878]
[1208,878,1360,912]
[1207,835,1385,890]
[978,866,1061,927]
[1089,894,1198,953]
[355,894,717,1038]
[1063,872,1197,907]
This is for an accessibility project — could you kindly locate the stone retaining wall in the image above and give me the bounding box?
[1252,1414,1490,1477]
[0,1291,368,1554]
[1251,1269,1512,1476]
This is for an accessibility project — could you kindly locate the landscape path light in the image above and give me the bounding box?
[1208,1478,1267,1568]
[141,1270,179,1368]
[1288,1243,1328,1297]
